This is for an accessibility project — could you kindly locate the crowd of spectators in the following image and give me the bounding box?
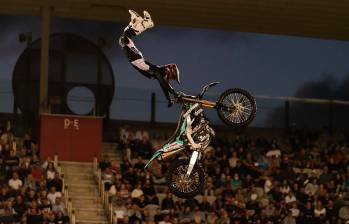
[0,126,69,224]
[100,126,349,224]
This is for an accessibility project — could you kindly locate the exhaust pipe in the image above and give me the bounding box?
[160,148,184,160]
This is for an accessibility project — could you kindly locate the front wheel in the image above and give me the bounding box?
[217,88,257,128]
[167,159,205,199]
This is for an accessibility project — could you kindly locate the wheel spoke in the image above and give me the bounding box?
[219,91,255,124]
[170,164,201,195]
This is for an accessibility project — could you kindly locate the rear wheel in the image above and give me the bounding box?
[167,159,205,199]
[217,88,256,128]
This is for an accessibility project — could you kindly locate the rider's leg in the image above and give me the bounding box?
[119,37,166,81]
[119,41,176,106]
[119,10,176,106]
[118,10,159,79]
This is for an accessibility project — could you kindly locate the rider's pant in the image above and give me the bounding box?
[119,27,176,103]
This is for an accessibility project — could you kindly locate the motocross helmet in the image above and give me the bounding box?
[164,63,180,84]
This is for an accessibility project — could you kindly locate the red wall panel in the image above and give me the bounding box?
[40,114,102,162]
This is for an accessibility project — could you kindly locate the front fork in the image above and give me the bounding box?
[185,151,200,178]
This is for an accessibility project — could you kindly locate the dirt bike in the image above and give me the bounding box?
[146,82,257,198]
[177,82,256,128]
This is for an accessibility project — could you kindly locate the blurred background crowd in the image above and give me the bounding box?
[0,126,69,224]
[100,126,349,224]
[1,122,349,224]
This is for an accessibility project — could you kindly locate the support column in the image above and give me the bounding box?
[151,92,156,123]
[329,100,334,133]
[39,6,51,114]
[285,100,290,129]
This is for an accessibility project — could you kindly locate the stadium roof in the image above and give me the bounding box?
[1,0,348,40]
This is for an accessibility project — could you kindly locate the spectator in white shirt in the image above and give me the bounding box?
[131,183,144,198]
[8,172,22,190]
[41,156,52,170]
[266,144,281,158]
[135,127,149,141]
[314,200,326,219]
[339,201,349,221]
[285,191,297,204]
[46,162,56,180]
[305,178,319,196]
[119,126,130,142]
[283,211,296,224]
[159,215,172,224]
[229,151,239,168]
[47,186,62,205]
[266,144,281,168]
[113,201,127,223]
[52,197,67,215]
[290,202,300,217]
[280,181,290,194]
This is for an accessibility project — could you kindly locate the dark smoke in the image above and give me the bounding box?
[294,73,337,99]
[267,73,349,131]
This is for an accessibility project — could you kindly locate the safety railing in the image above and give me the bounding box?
[93,156,114,224]
[54,154,76,224]
[64,180,76,224]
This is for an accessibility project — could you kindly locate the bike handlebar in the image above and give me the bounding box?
[175,81,219,101]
